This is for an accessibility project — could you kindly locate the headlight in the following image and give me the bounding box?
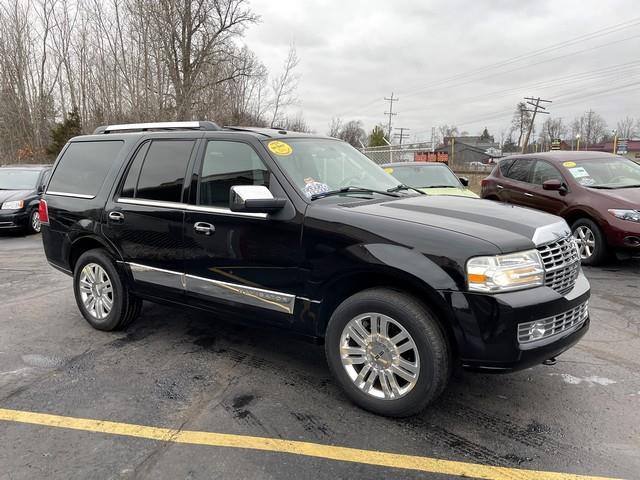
[467,250,545,293]
[1,200,24,210]
[608,209,640,223]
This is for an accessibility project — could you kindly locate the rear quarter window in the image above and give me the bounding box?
[47,141,124,197]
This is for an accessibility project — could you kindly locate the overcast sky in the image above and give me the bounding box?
[243,0,640,142]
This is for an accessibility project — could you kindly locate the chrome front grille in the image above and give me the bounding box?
[518,300,589,346]
[537,235,580,294]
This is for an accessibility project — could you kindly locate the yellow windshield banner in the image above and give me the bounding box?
[268,140,293,156]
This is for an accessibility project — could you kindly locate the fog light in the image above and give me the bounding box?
[529,321,547,340]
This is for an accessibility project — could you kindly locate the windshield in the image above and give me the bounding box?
[385,164,461,188]
[562,157,640,188]
[264,138,401,198]
[0,169,40,190]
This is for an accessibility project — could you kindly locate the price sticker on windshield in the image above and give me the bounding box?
[568,166,589,178]
[563,161,576,168]
[267,140,293,156]
[384,167,394,174]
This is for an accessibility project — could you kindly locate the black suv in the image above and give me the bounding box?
[41,121,590,416]
[0,164,51,233]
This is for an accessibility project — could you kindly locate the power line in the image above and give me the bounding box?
[402,17,640,97]
[384,93,398,139]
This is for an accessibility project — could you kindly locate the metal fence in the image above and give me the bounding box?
[360,143,494,173]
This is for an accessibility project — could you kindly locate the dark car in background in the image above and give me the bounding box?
[0,165,51,234]
[481,152,640,265]
[381,162,478,198]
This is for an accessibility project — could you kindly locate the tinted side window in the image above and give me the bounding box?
[120,142,150,198]
[48,141,123,196]
[531,161,563,185]
[198,141,269,208]
[135,140,194,202]
[499,158,515,175]
[506,159,533,182]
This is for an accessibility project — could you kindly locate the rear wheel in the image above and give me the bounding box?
[73,249,141,331]
[571,218,608,266]
[325,288,450,417]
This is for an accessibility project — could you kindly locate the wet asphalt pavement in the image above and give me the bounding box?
[0,232,638,479]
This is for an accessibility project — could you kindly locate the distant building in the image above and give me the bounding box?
[440,136,502,166]
[585,139,640,161]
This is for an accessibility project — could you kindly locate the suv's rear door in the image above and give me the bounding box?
[182,138,302,323]
[502,158,536,206]
[102,137,197,298]
[528,159,570,214]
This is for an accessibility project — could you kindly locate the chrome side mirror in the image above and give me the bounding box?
[229,185,286,213]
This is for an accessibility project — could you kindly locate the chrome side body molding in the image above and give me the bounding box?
[125,262,295,314]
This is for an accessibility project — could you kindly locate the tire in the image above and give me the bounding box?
[73,248,142,331]
[27,209,41,234]
[571,218,608,266]
[325,288,451,417]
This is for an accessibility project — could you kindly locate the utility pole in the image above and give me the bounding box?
[431,126,436,152]
[394,127,410,145]
[384,93,398,140]
[521,96,551,153]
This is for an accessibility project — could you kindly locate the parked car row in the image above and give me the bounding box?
[39,122,590,417]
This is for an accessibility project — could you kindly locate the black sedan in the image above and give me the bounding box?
[0,165,51,234]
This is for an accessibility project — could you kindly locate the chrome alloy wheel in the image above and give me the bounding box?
[573,226,595,260]
[31,211,41,233]
[79,263,114,320]
[339,313,420,400]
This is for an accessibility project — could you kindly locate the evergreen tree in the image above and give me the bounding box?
[368,125,387,147]
[47,107,82,156]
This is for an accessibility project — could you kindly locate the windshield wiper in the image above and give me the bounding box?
[617,184,640,189]
[311,186,401,200]
[421,185,459,189]
[587,185,616,189]
[387,184,425,195]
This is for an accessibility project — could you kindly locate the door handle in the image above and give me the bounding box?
[194,222,215,235]
[496,184,504,189]
[108,211,125,223]
[524,192,534,197]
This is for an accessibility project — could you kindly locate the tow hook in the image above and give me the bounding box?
[543,357,557,366]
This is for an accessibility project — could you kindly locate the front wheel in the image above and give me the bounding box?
[73,249,141,331]
[28,209,41,234]
[325,288,451,417]
[572,218,608,266]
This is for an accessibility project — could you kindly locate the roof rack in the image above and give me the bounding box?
[93,121,221,134]
[222,126,281,137]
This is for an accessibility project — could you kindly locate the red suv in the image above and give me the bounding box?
[481,152,640,265]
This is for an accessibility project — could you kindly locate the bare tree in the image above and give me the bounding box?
[269,43,300,127]
[616,116,637,139]
[327,117,342,137]
[337,120,366,147]
[540,117,568,145]
[511,102,532,147]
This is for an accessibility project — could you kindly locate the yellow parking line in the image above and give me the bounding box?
[0,408,621,480]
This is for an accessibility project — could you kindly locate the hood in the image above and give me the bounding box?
[590,186,640,207]
[419,187,479,198]
[346,195,569,253]
[0,189,32,205]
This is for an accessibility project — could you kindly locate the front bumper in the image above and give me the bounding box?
[604,215,640,251]
[445,270,590,371]
[0,210,28,229]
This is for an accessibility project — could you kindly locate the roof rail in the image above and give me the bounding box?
[93,121,221,134]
